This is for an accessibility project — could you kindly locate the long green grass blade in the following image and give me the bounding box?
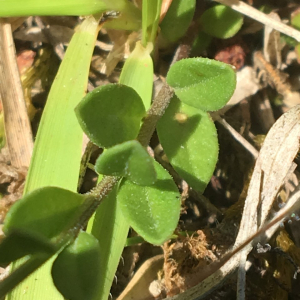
[7,16,99,300]
[0,0,107,16]
[87,185,129,300]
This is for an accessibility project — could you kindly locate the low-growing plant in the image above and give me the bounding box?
[0,1,237,299]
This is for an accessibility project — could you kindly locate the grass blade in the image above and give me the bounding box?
[0,0,109,16]
[6,16,100,300]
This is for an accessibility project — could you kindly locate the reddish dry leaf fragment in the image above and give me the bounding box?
[17,49,36,75]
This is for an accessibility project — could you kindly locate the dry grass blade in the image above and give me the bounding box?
[0,19,33,168]
[235,104,300,298]
[166,104,300,300]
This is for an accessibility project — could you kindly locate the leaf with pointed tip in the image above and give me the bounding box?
[118,161,180,245]
[75,84,146,148]
[0,230,56,266]
[166,57,236,111]
[4,187,85,239]
[157,96,218,192]
[95,140,156,186]
[52,231,101,300]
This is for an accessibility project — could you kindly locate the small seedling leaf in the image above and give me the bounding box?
[160,0,196,43]
[95,140,157,185]
[166,57,236,111]
[75,84,146,148]
[157,96,218,192]
[52,231,101,300]
[0,230,56,266]
[200,4,243,39]
[3,187,85,239]
[118,161,180,245]
[119,41,153,110]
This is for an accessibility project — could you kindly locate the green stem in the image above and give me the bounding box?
[137,84,174,146]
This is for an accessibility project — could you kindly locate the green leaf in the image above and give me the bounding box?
[75,84,146,148]
[119,41,153,110]
[95,140,157,185]
[191,31,212,56]
[200,4,243,39]
[7,16,100,300]
[0,230,56,266]
[157,96,218,192]
[160,0,196,43]
[118,161,180,245]
[52,231,101,300]
[4,187,85,239]
[166,57,236,111]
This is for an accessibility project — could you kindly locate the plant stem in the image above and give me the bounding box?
[137,84,174,146]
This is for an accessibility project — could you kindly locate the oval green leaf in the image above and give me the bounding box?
[4,187,85,239]
[166,57,236,111]
[52,231,101,300]
[0,230,56,266]
[118,161,180,245]
[95,140,156,185]
[200,4,243,39]
[160,0,196,43]
[157,96,218,192]
[75,84,146,148]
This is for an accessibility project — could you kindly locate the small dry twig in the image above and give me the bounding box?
[0,19,33,168]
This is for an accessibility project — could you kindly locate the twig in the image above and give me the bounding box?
[216,117,259,158]
[217,0,300,42]
[0,19,33,168]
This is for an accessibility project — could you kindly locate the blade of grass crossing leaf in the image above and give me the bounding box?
[7,17,100,300]
[0,0,138,17]
[0,0,108,16]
